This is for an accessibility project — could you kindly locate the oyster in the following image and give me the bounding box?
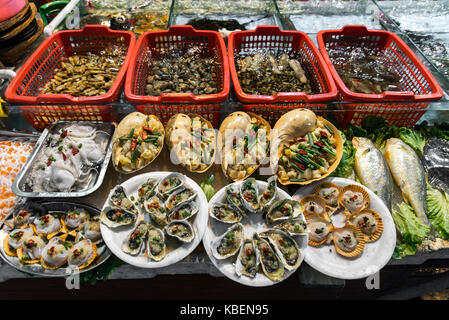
[263,229,301,271]
[240,178,260,213]
[165,220,195,243]
[253,233,284,281]
[212,223,244,260]
[226,185,246,217]
[109,185,139,215]
[147,226,166,261]
[68,239,97,270]
[235,238,260,278]
[258,176,278,212]
[165,187,197,212]
[137,178,160,204]
[40,237,71,270]
[122,221,149,256]
[423,137,449,191]
[273,218,308,236]
[144,195,168,227]
[168,201,199,221]
[100,206,137,228]
[157,173,185,199]
[265,199,302,225]
[209,203,242,224]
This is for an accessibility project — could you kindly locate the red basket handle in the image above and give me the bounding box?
[381,91,416,100]
[339,25,370,33]
[253,25,282,33]
[167,25,196,32]
[158,92,198,103]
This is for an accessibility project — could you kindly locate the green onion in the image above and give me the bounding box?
[131,149,138,163]
[291,163,304,173]
[128,128,135,139]
[324,123,334,135]
[290,178,306,182]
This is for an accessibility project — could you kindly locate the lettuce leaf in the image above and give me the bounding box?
[200,175,216,202]
[330,131,355,178]
[426,183,449,239]
[399,128,426,157]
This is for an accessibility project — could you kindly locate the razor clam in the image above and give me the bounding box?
[265,199,302,225]
[235,238,260,278]
[423,137,449,192]
[165,187,197,212]
[273,218,308,236]
[263,229,301,271]
[168,201,199,221]
[209,203,242,224]
[109,185,139,216]
[137,178,160,204]
[212,223,244,260]
[253,233,284,281]
[100,206,137,228]
[258,176,278,212]
[157,173,185,199]
[147,226,166,261]
[165,220,195,243]
[144,195,168,227]
[240,178,260,213]
[122,222,149,256]
[226,186,246,217]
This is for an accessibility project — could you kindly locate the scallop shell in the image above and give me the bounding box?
[338,184,370,214]
[305,214,331,246]
[235,238,260,278]
[240,178,260,213]
[165,187,197,212]
[264,229,302,271]
[349,209,383,243]
[122,221,149,256]
[109,185,139,216]
[100,206,137,228]
[68,239,97,270]
[330,224,365,258]
[165,220,195,243]
[168,201,199,221]
[157,172,186,199]
[265,199,302,225]
[137,178,160,204]
[144,195,168,227]
[273,218,308,237]
[209,203,242,224]
[147,226,166,261]
[212,223,244,260]
[253,233,284,281]
[313,181,342,212]
[112,112,165,174]
[300,195,330,222]
[258,176,278,212]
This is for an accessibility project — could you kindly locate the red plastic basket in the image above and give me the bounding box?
[228,25,337,103]
[125,25,230,104]
[317,25,443,102]
[5,25,136,104]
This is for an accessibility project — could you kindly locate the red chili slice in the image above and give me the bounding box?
[72,148,79,156]
[314,141,325,148]
[60,130,67,139]
[298,149,308,155]
[62,152,67,161]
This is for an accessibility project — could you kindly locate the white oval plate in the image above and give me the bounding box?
[203,180,308,287]
[294,177,396,280]
[100,172,208,268]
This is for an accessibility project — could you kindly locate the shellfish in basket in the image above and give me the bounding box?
[165,113,216,173]
[112,112,165,174]
[271,109,343,186]
[219,112,271,181]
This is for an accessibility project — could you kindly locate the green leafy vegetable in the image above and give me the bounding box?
[399,128,426,157]
[200,175,216,202]
[80,256,123,285]
[426,183,449,239]
[331,131,355,178]
[361,115,389,133]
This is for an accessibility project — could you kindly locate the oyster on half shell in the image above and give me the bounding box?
[235,238,260,278]
[122,221,149,256]
[212,223,244,260]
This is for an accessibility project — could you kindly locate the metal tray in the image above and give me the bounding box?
[12,121,114,198]
[0,200,111,277]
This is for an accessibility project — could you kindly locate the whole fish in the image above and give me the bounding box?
[352,137,393,210]
[384,138,429,225]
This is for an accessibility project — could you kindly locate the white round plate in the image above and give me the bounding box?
[294,177,396,280]
[203,180,308,287]
[100,171,208,268]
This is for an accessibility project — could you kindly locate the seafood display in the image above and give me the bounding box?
[219,112,270,181]
[18,122,112,194]
[272,109,343,185]
[187,18,245,38]
[327,46,402,94]
[112,112,164,174]
[39,46,127,97]
[145,45,220,96]
[165,114,216,173]
[423,137,449,192]
[236,51,313,96]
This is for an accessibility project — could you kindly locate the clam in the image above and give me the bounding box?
[273,218,308,237]
[265,199,302,225]
[212,222,244,260]
[209,203,242,224]
[122,221,149,256]
[258,176,278,212]
[144,195,168,227]
[226,185,246,217]
[263,229,302,271]
[137,178,160,204]
[240,178,260,213]
[100,206,137,228]
[109,185,139,216]
[235,238,260,278]
[253,233,284,281]
[165,220,195,243]
[165,187,197,212]
[147,226,166,261]
[168,201,199,221]
[157,172,185,199]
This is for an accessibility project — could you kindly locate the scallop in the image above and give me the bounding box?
[109,185,139,216]
[264,229,302,271]
[40,237,70,270]
[168,201,199,221]
[307,215,330,246]
[212,223,244,260]
[76,216,102,243]
[157,173,185,199]
[122,221,149,256]
[273,218,308,236]
[63,208,89,230]
[33,214,62,238]
[301,195,329,222]
[240,178,260,213]
[165,187,197,212]
[18,235,46,264]
[253,233,284,281]
[147,226,166,261]
[6,227,34,252]
[258,176,278,212]
[100,206,137,228]
[68,239,97,270]
[144,195,168,227]
[137,178,160,204]
[209,203,242,224]
[235,238,260,278]
[165,220,195,243]
[265,199,302,225]
[5,203,44,229]
[338,185,370,214]
[330,225,365,258]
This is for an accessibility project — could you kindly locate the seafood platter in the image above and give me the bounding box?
[0,200,110,276]
[100,171,208,268]
[203,177,308,287]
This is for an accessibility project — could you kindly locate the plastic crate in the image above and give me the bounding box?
[125,25,230,104]
[317,25,443,102]
[5,25,136,104]
[228,25,338,103]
